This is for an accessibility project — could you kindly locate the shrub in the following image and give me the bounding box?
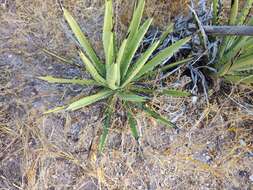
[39,0,191,152]
[212,0,253,86]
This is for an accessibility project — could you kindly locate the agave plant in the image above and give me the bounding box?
[212,0,253,86]
[39,0,191,152]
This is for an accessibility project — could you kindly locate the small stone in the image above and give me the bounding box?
[192,96,198,104]
[239,139,246,146]
[249,175,253,182]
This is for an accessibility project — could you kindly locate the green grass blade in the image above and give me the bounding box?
[135,37,191,79]
[99,109,111,153]
[127,110,139,141]
[79,51,106,85]
[103,0,115,67]
[236,0,253,25]
[127,0,145,41]
[117,92,147,102]
[44,106,66,114]
[98,97,115,152]
[229,0,239,25]
[159,23,174,45]
[138,103,176,128]
[121,18,153,78]
[161,89,191,97]
[67,89,113,111]
[38,76,99,86]
[121,41,160,87]
[63,8,105,75]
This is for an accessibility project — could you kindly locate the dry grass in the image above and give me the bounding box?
[0,0,253,189]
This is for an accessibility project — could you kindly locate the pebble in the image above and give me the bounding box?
[192,96,198,104]
[249,175,253,182]
[239,139,246,146]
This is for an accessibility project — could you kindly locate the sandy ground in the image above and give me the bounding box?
[0,0,253,189]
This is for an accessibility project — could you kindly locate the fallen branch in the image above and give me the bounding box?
[203,25,253,36]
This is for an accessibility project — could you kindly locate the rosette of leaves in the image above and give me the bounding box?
[39,0,191,152]
[212,0,253,86]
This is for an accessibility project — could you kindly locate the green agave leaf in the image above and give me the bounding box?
[224,74,253,85]
[236,0,253,25]
[117,92,147,102]
[229,0,239,25]
[222,16,253,57]
[212,0,219,24]
[107,63,118,90]
[218,36,252,74]
[121,18,153,78]
[159,23,174,45]
[218,37,233,62]
[241,47,253,59]
[227,36,250,56]
[63,8,105,75]
[44,106,66,114]
[67,89,113,111]
[115,39,127,86]
[161,89,191,97]
[218,18,253,61]
[127,110,139,141]
[121,40,160,87]
[127,0,145,41]
[218,0,239,60]
[38,76,99,86]
[99,109,111,153]
[246,12,253,25]
[106,34,116,81]
[242,39,253,52]
[159,57,193,72]
[229,54,253,72]
[139,103,176,128]
[117,0,146,79]
[134,37,191,80]
[103,0,115,67]
[79,51,106,85]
